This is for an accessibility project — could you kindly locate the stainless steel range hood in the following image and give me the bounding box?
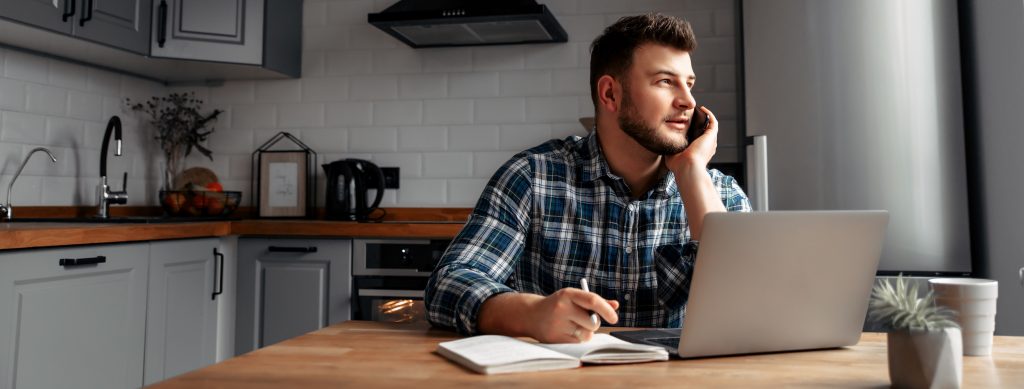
[368,0,568,48]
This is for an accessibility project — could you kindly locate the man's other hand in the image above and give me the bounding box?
[524,288,620,343]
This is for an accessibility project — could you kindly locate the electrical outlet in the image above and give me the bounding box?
[381,167,400,189]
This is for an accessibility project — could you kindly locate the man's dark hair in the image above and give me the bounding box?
[589,13,697,108]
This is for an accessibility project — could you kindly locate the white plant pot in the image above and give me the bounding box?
[887,327,963,389]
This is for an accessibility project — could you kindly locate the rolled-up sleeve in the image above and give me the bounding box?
[425,156,533,335]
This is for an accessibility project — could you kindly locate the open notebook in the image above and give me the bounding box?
[436,334,668,375]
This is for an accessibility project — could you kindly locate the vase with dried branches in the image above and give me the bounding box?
[126,92,223,190]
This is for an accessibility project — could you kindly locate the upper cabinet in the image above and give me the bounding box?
[0,0,301,83]
[0,0,151,55]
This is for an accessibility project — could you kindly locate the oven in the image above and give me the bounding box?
[351,239,450,324]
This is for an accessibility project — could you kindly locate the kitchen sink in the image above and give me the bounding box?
[7,216,239,224]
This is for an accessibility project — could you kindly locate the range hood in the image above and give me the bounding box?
[368,0,568,48]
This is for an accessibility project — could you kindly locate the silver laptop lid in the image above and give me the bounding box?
[677,210,888,358]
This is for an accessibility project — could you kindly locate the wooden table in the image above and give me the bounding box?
[149,321,1024,388]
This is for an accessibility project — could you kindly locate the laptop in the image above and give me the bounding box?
[611,210,889,358]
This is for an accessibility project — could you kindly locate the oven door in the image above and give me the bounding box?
[354,288,426,324]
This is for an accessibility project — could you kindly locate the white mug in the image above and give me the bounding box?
[928,278,998,356]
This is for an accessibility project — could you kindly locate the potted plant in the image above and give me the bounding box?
[869,275,962,388]
[125,92,223,190]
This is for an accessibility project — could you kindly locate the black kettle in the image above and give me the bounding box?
[322,159,385,221]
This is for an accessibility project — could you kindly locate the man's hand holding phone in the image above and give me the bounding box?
[666,105,718,172]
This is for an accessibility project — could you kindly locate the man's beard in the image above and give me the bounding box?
[617,86,688,155]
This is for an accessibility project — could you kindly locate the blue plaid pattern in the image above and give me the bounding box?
[425,133,751,335]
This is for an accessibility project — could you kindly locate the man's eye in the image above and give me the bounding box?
[659,79,673,85]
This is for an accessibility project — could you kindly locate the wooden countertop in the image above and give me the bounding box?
[0,208,471,250]
[148,320,1024,388]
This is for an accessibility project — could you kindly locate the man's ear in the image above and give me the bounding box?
[596,75,620,114]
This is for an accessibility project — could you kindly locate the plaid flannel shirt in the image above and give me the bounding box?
[425,133,751,335]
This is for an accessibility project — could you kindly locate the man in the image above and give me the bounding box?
[425,13,750,343]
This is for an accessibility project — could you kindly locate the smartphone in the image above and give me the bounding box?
[687,106,710,144]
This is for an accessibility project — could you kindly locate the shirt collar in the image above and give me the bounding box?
[580,132,679,199]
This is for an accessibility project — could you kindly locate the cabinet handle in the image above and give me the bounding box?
[79,0,92,26]
[211,248,224,300]
[268,246,318,253]
[59,255,106,267]
[157,0,168,48]
[62,0,76,22]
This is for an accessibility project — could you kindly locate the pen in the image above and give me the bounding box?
[580,278,600,326]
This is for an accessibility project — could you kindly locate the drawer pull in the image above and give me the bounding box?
[62,0,76,22]
[268,246,318,253]
[59,255,106,267]
[212,248,225,300]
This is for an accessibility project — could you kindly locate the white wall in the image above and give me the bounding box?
[0,0,740,208]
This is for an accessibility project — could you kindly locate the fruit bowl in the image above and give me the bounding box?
[160,190,241,217]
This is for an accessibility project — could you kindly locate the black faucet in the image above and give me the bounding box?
[97,116,127,218]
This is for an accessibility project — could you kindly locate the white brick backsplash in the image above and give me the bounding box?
[578,96,595,118]
[351,75,398,100]
[499,124,552,150]
[303,1,327,27]
[398,126,446,151]
[328,1,374,24]
[525,43,579,69]
[349,127,397,152]
[304,25,349,51]
[231,104,277,129]
[45,117,84,148]
[424,152,471,177]
[543,0,578,14]
[552,69,589,95]
[449,72,498,98]
[696,92,737,120]
[714,9,736,36]
[558,14,606,43]
[715,64,736,91]
[371,153,422,177]
[326,51,372,75]
[552,123,588,140]
[373,101,422,126]
[41,176,79,205]
[48,61,89,91]
[399,74,447,99]
[448,125,499,151]
[227,155,252,179]
[278,103,325,128]
[2,111,47,143]
[692,65,713,93]
[447,178,488,205]
[303,51,326,78]
[20,146,64,176]
[397,179,446,205]
[348,25,399,49]
[472,46,525,71]
[499,70,551,97]
[26,84,67,116]
[472,151,516,178]
[3,50,48,83]
[304,77,349,102]
[526,96,579,123]
[422,48,473,72]
[424,99,473,125]
[299,128,348,153]
[325,102,373,126]
[0,142,22,174]
[578,0,634,14]
[2,175,41,205]
[0,78,25,110]
[210,81,255,104]
[475,98,525,124]
[695,37,735,63]
[716,120,739,146]
[86,68,121,96]
[373,50,423,74]
[256,79,302,102]
[67,91,104,121]
[207,130,254,154]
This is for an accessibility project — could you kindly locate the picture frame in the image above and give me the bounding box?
[258,151,308,217]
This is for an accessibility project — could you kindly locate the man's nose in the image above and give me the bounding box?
[675,88,696,110]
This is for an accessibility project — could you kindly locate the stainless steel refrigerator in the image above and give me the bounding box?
[741,0,971,274]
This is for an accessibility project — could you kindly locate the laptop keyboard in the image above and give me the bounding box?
[646,337,681,348]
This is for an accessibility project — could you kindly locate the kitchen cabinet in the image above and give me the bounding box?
[0,242,149,389]
[143,238,224,386]
[0,0,151,55]
[235,238,351,354]
[150,0,301,78]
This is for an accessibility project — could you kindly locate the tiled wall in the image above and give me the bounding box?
[0,0,739,208]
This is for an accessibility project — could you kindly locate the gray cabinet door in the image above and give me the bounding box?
[0,243,149,389]
[150,0,264,65]
[235,238,351,355]
[0,0,73,34]
[73,0,151,55]
[144,238,220,386]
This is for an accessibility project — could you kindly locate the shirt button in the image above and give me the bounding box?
[623,294,631,302]
[625,247,632,254]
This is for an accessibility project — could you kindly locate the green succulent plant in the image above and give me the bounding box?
[869,275,958,331]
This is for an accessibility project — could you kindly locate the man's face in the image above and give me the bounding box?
[617,43,698,155]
